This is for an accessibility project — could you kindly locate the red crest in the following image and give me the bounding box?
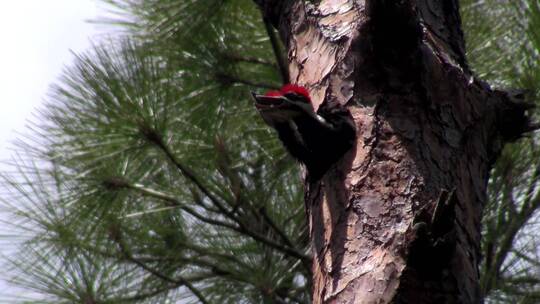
[280,84,311,102]
[264,90,282,97]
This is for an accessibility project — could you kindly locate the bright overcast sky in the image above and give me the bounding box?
[0,1,106,300]
[0,0,104,160]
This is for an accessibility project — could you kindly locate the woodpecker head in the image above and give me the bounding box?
[251,84,314,126]
[280,84,311,105]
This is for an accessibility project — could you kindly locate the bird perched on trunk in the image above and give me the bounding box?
[252,84,356,180]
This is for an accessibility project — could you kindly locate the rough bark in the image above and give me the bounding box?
[257,1,533,303]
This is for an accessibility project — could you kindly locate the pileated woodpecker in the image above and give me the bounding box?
[252,84,356,180]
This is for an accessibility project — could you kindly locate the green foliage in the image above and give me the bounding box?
[462,0,540,302]
[0,1,308,303]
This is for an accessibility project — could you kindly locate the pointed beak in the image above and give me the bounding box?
[251,92,287,108]
[250,91,260,100]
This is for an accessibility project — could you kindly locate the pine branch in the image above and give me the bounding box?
[214,137,302,260]
[138,125,234,219]
[225,53,277,67]
[262,16,289,84]
[112,228,211,304]
[143,137,311,262]
[522,164,540,207]
[511,250,540,267]
[129,258,212,304]
[259,206,300,254]
[126,182,240,231]
[215,72,280,90]
[74,236,248,287]
[482,185,540,294]
[115,283,185,302]
[122,180,311,262]
[180,242,253,270]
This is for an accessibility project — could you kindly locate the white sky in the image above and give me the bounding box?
[0,1,106,301]
[0,0,103,159]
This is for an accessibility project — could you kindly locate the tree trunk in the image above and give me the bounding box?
[258,1,531,303]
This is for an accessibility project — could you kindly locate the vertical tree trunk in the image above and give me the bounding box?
[258,1,531,302]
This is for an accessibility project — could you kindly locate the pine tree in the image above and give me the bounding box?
[464,0,540,302]
[0,0,539,303]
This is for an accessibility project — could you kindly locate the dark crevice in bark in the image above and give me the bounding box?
[399,190,459,303]
[418,0,469,71]
[262,14,290,84]
[254,0,291,33]
[368,0,423,89]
